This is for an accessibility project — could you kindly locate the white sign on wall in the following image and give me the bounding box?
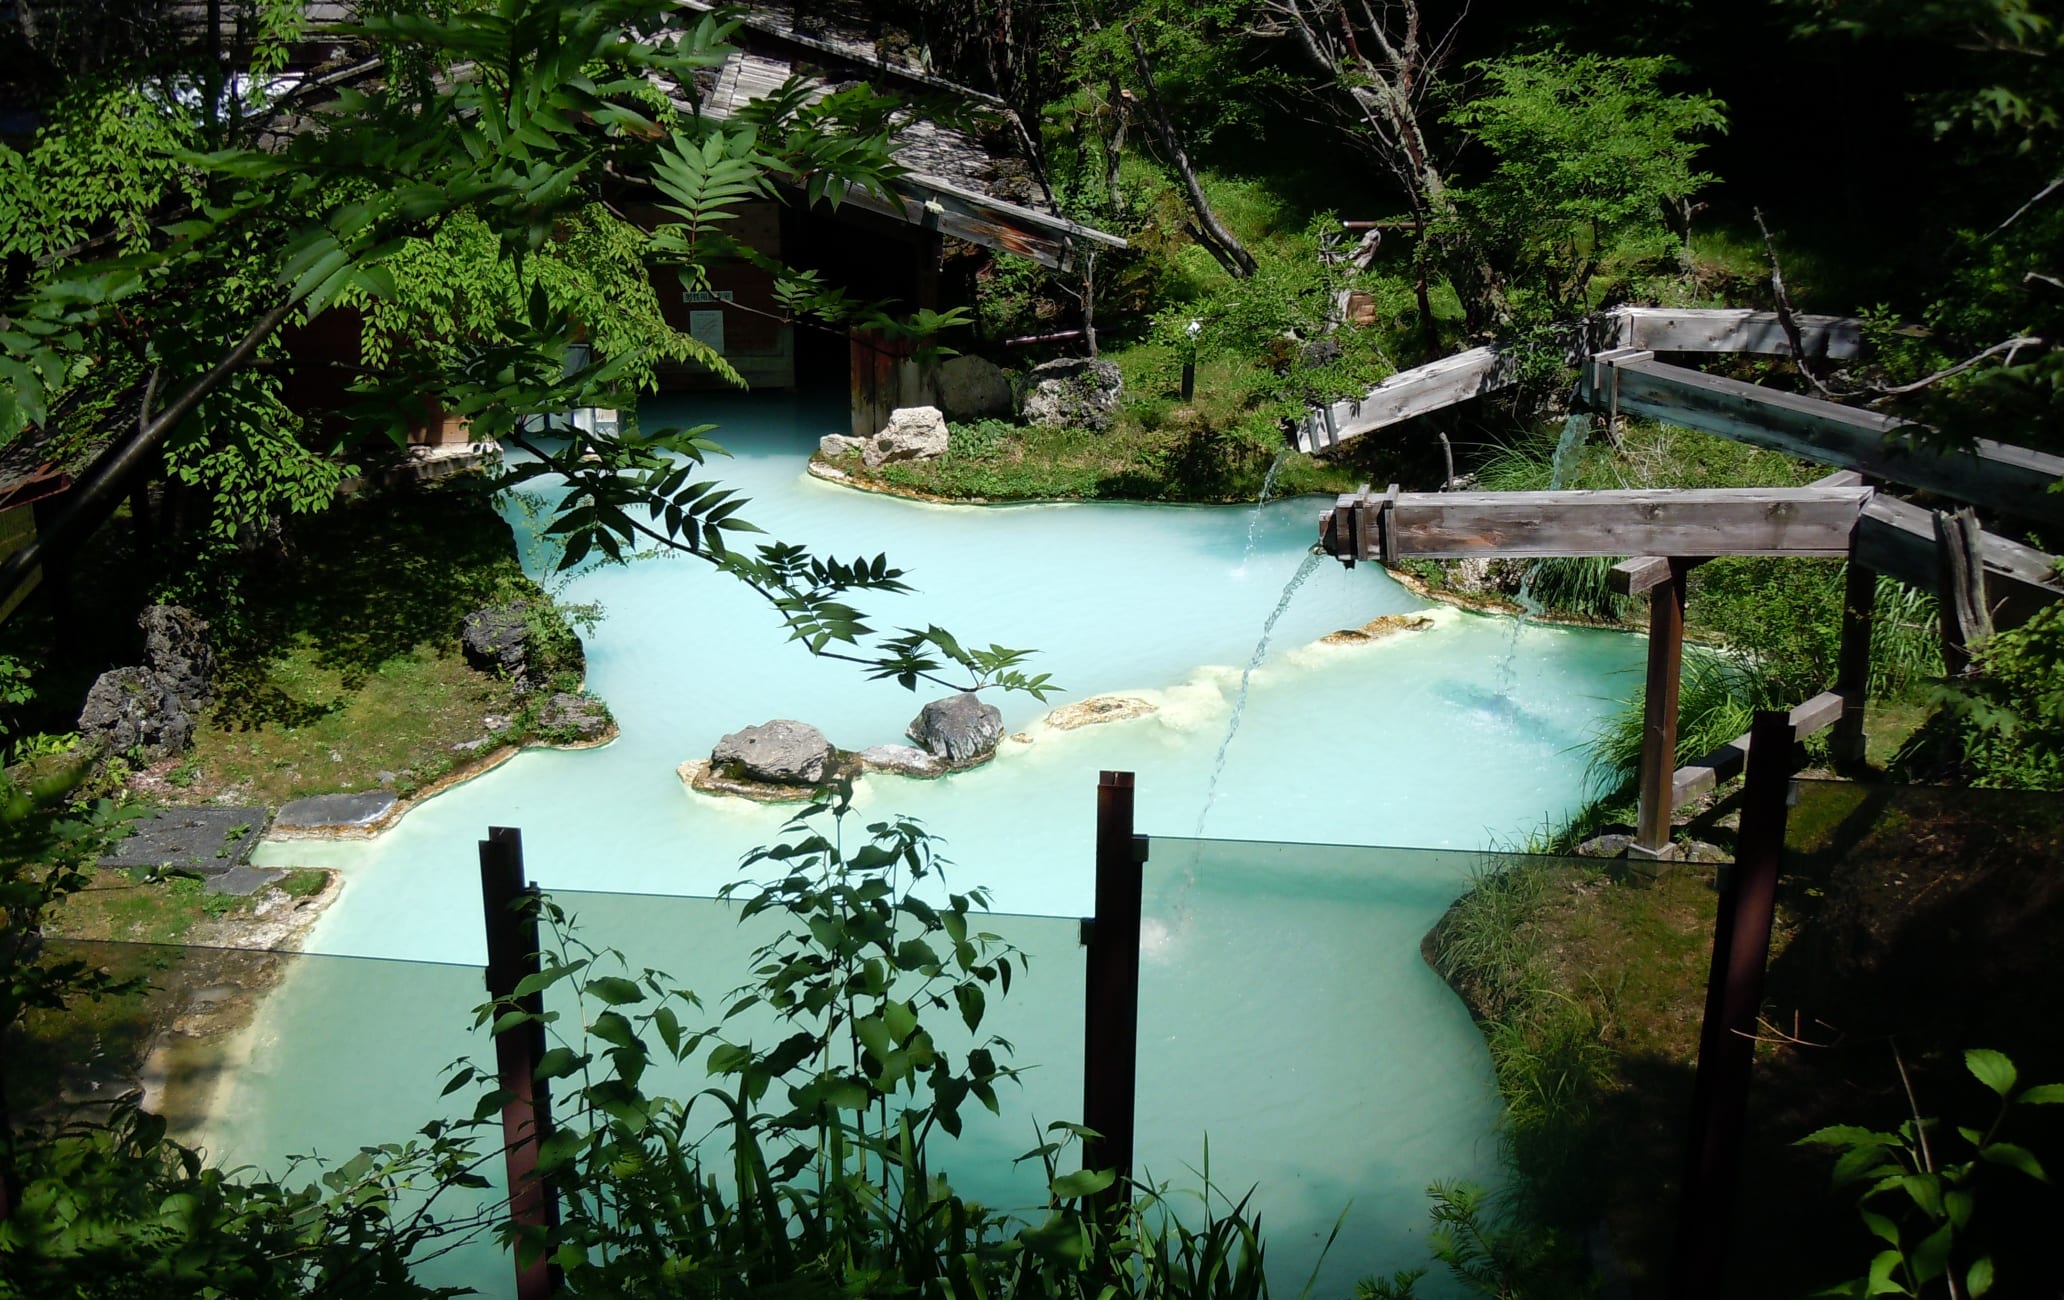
[689,309,726,354]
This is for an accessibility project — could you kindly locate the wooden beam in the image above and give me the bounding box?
[1850,493,2064,629]
[817,172,1127,270]
[1671,690,1847,808]
[1381,487,1869,559]
[1582,354,2064,528]
[1610,307,1862,359]
[1610,555,1674,595]
[1296,346,1514,454]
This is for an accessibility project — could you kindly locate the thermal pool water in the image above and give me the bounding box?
[215,389,1643,1296]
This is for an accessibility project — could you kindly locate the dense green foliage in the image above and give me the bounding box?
[1445,52,1726,317]
[1801,1049,2064,1300]
[1958,603,2064,788]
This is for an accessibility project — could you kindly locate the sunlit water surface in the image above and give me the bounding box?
[223,389,1641,1296]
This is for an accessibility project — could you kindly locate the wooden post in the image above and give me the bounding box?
[1832,561,1876,766]
[1632,559,1690,861]
[1669,710,1797,1300]
[1081,771,1145,1220]
[1935,507,1993,676]
[479,827,560,1300]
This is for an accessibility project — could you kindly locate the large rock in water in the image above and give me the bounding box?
[936,355,1013,420]
[907,693,1004,767]
[139,605,212,710]
[712,720,835,785]
[860,406,950,469]
[79,666,193,759]
[1022,358,1123,432]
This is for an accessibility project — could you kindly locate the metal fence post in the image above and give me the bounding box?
[479,826,561,1300]
[1081,771,1145,1220]
[1669,710,1797,1300]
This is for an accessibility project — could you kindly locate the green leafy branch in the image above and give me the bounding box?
[1800,1047,2064,1298]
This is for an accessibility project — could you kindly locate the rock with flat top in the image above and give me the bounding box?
[712,720,835,785]
[858,744,944,778]
[1320,614,1435,646]
[1044,696,1157,730]
[861,406,950,468]
[907,693,1004,767]
[819,433,866,458]
[275,790,398,833]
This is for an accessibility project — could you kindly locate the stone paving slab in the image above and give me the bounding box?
[204,865,288,897]
[97,806,269,874]
[273,790,398,833]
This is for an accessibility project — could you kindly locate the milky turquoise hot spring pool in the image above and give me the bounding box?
[214,390,1644,1296]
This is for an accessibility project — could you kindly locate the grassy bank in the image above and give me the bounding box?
[836,407,1360,503]
[52,867,331,946]
[118,475,597,807]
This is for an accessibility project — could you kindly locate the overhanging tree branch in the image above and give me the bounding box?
[0,297,299,615]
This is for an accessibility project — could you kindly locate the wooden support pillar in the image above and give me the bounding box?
[1081,771,1145,1221]
[1832,561,1875,766]
[479,827,561,1300]
[1632,559,1690,861]
[1669,710,1798,1300]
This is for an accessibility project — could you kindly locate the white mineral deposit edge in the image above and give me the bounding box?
[220,389,1643,1298]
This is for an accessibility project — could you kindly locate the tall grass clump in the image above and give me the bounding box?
[1430,858,1612,1231]
[1585,651,1758,799]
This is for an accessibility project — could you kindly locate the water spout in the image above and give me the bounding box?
[1197,550,1326,836]
[1497,411,1591,694]
[1239,448,1295,567]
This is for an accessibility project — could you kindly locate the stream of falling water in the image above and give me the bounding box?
[1239,448,1295,566]
[1496,411,1593,693]
[1195,550,1327,837]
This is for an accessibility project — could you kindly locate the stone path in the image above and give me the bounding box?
[97,806,269,876]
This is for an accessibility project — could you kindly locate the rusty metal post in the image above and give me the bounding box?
[1832,561,1876,766]
[1632,559,1690,861]
[1081,771,1145,1220]
[480,826,560,1300]
[1669,710,1798,1300]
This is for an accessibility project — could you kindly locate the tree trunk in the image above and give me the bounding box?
[1128,24,1255,279]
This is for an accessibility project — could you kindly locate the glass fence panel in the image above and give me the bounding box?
[1137,836,1567,1298]
[10,939,508,1298]
[545,889,1088,1216]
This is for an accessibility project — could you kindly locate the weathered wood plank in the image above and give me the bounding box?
[1610,308,1862,359]
[1671,690,1848,807]
[1296,346,1513,454]
[1381,487,1869,560]
[1583,355,2064,528]
[1852,493,2064,629]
